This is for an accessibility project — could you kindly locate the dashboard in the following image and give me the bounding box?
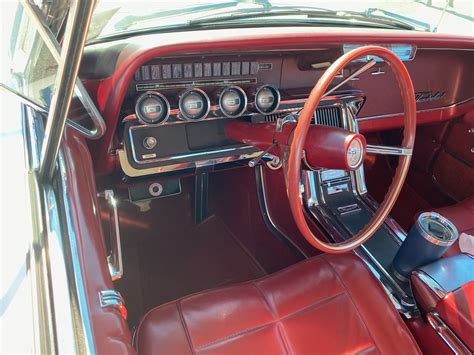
[118,49,365,176]
[79,28,474,177]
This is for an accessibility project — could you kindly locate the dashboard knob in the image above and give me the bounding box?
[143,136,158,150]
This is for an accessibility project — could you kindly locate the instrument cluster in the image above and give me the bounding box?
[134,84,281,126]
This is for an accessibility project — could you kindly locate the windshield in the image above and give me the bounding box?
[88,0,474,42]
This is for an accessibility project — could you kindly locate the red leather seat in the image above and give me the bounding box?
[136,253,421,354]
[432,195,474,257]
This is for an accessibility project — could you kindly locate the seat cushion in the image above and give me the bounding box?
[135,253,420,354]
[432,196,474,256]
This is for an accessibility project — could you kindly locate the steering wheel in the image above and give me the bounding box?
[287,45,416,254]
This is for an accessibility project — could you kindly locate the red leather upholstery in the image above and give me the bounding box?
[136,253,420,354]
[436,281,474,351]
[432,196,474,257]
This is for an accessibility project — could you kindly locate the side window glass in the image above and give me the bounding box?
[1,3,57,109]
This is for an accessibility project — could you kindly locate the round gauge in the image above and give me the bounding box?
[135,92,170,125]
[254,85,280,114]
[178,88,210,121]
[219,86,247,118]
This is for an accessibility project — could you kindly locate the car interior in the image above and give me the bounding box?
[47,12,474,355]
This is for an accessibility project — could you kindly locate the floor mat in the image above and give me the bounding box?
[114,178,266,327]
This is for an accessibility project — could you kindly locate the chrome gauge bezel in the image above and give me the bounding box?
[178,88,211,121]
[135,91,170,125]
[218,86,248,118]
[254,85,281,114]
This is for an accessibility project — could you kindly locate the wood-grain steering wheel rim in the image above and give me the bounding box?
[287,45,416,254]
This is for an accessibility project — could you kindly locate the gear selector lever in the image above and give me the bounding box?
[248,142,277,167]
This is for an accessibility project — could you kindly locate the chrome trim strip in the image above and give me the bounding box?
[256,165,308,258]
[136,78,258,91]
[427,312,472,355]
[118,148,262,177]
[358,97,474,121]
[97,190,123,281]
[57,153,95,354]
[412,270,447,299]
[128,125,257,165]
[43,184,82,354]
[366,144,413,156]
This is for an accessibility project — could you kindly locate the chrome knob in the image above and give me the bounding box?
[143,136,157,150]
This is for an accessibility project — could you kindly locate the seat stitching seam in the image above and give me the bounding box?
[320,255,380,353]
[253,282,292,355]
[196,291,345,351]
[135,257,325,325]
[176,300,196,355]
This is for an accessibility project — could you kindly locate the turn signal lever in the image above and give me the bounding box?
[224,121,366,171]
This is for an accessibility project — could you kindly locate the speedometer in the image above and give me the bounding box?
[135,92,170,125]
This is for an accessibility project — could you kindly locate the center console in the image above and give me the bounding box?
[301,94,416,316]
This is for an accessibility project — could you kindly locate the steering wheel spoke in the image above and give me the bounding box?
[366,144,413,156]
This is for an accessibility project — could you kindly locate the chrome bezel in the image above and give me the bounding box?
[218,85,248,118]
[135,91,170,125]
[254,85,280,114]
[178,88,211,121]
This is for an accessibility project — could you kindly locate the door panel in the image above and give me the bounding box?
[432,113,474,201]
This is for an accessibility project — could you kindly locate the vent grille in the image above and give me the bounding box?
[314,106,342,128]
[263,112,286,122]
[262,106,342,128]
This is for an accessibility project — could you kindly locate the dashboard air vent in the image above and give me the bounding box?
[264,112,286,122]
[262,106,342,128]
[314,106,342,128]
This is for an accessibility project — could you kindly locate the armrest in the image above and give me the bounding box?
[411,254,473,313]
[411,254,473,353]
[435,282,474,351]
